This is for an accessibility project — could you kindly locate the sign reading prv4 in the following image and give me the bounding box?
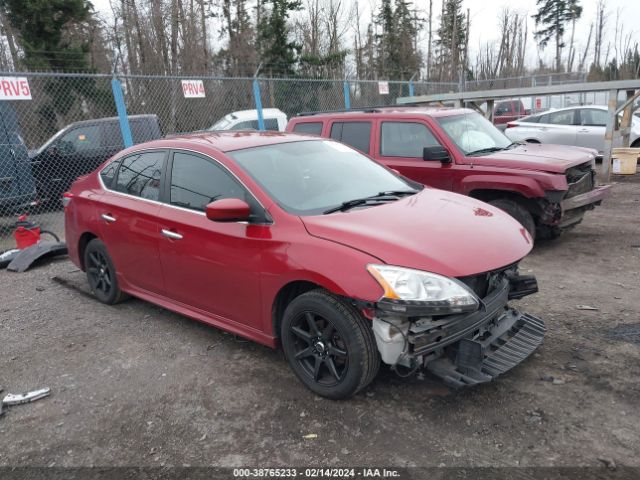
[378,81,389,95]
[181,79,206,98]
[0,77,32,100]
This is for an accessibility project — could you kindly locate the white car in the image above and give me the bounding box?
[504,105,640,155]
[208,108,288,132]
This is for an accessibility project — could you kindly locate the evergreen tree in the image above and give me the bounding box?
[257,0,302,77]
[0,0,92,71]
[435,0,466,81]
[532,0,582,72]
[374,0,420,80]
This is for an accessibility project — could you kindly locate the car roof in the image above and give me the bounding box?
[293,106,472,120]
[68,114,158,127]
[134,130,320,153]
[532,105,607,116]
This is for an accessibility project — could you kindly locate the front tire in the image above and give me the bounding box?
[281,290,380,399]
[489,198,536,241]
[84,238,127,304]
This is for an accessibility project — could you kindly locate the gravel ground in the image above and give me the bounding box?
[0,174,639,470]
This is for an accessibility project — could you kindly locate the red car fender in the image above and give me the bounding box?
[258,241,385,338]
[458,174,547,199]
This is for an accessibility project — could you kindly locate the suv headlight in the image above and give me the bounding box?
[367,264,479,315]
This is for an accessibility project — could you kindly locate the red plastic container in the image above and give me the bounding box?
[14,215,41,250]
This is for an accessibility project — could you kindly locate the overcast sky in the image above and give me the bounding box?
[91,0,639,69]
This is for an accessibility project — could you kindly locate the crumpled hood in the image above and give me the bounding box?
[301,189,533,278]
[468,144,596,173]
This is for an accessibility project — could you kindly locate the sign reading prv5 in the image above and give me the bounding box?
[181,79,206,98]
[378,81,389,95]
[0,77,32,100]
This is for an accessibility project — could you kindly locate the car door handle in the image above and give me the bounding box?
[161,229,183,240]
[101,213,116,223]
[578,128,589,132]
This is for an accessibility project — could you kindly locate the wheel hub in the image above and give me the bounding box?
[313,340,326,355]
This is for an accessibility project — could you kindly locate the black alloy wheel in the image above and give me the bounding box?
[281,290,380,399]
[289,310,349,387]
[84,238,127,304]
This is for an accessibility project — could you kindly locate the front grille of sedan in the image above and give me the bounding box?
[458,264,517,299]
[565,162,595,198]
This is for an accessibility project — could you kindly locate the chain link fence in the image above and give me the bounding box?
[0,70,595,250]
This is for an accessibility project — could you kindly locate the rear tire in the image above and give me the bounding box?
[84,238,128,304]
[489,199,536,241]
[281,289,380,399]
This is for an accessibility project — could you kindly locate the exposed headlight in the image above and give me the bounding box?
[367,264,479,314]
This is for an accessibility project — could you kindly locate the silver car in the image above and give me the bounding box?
[504,105,640,156]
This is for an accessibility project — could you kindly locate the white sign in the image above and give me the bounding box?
[181,79,206,98]
[0,77,32,100]
[378,81,389,95]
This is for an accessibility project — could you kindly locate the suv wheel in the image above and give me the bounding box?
[84,238,128,304]
[281,290,380,399]
[489,199,536,241]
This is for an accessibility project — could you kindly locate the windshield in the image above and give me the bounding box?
[209,116,233,131]
[437,112,511,155]
[229,140,418,215]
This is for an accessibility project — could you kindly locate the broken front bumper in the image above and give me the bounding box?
[372,278,545,387]
[426,309,545,387]
[561,184,611,212]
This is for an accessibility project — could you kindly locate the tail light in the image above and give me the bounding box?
[505,123,517,129]
[62,192,73,207]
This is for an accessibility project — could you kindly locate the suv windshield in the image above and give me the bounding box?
[437,112,511,155]
[229,140,419,215]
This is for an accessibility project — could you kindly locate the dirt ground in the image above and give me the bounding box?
[0,173,639,471]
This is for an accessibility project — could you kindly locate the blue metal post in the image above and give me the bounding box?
[111,78,133,148]
[408,80,415,97]
[253,79,265,131]
[343,81,351,110]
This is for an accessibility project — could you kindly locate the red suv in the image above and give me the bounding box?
[65,131,544,399]
[287,107,611,241]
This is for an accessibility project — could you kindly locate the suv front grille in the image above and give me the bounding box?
[565,162,595,198]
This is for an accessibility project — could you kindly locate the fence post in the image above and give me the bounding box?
[408,72,417,98]
[253,63,265,131]
[111,77,133,148]
[343,80,351,110]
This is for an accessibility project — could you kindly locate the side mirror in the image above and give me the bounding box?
[205,198,251,222]
[423,146,451,163]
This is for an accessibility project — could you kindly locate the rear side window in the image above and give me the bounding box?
[100,159,122,188]
[330,122,371,153]
[114,151,165,200]
[546,110,577,125]
[169,152,246,211]
[102,122,124,148]
[131,119,160,142]
[293,122,323,135]
[519,116,539,123]
[380,122,440,158]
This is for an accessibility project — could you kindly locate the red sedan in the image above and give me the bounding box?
[64,131,545,399]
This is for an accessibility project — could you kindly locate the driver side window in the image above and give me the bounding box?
[169,152,246,212]
[380,122,440,158]
[58,125,102,154]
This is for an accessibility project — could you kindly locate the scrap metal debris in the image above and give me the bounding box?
[1,387,51,418]
[576,305,599,311]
